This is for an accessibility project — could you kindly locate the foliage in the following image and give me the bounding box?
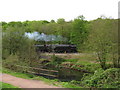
[87,18,118,69]
[57,18,65,24]
[2,24,39,69]
[3,55,18,69]
[2,27,26,56]
[60,82,82,88]
[70,80,81,85]
[2,16,89,46]
[70,15,88,52]
[72,63,101,73]
[46,55,65,67]
[81,68,120,88]
[1,16,119,88]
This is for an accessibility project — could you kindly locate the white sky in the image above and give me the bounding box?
[0,0,119,22]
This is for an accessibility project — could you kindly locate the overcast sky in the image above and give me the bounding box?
[0,0,119,22]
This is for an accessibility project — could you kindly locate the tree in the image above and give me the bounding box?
[2,26,38,67]
[50,20,55,23]
[70,15,88,51]
[2,27,25,55]
[57,18,65,24]
[2,22,8,30]
[87,18,118,69]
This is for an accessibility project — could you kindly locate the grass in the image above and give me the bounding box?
[40,53,102,73]
[42,53,97,63]
[0,82,19,88]
[3,68,34,79]
[2,68,83,88]
[49,53,113,73]
[58,57,101,73]
[64,59,78,62]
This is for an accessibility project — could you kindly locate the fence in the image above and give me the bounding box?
[15,65,58,78]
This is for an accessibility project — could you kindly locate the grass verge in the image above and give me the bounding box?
[0,82,19,88]
[2,68,83,88]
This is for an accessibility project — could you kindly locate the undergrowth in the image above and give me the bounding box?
[80,68,120,88]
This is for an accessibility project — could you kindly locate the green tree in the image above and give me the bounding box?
[87,18,118,69]
[70,15,88,52]
[50,20,55,23]
[2,26,38,67]
[57,18,65,24]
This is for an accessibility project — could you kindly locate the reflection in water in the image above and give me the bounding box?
[37,66,85,82]
[58,67,84,81]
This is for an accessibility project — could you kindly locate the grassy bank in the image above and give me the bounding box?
[2,68,83,88]
[0,82,19,88]
[44,54,101,73]
[3,67,120,88]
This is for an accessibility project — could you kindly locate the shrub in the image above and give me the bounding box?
[81,68,120,88]
[47,55,65,67]
[70,80,81,85]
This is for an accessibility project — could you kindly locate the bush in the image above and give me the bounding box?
[81,68,120,88]
[47,55,65,67]
[2,28,39,68]
[3,55,18,69]
[70,80,81,85]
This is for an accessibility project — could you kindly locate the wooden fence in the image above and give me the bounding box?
[15,65,58,78]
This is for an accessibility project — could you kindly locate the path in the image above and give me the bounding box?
[0,73,59,88]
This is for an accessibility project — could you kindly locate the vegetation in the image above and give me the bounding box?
[1,15,120,88]
[87,18,119,69]
[0,82,19,88]
[2,68,82,88]
[81,68,120,88]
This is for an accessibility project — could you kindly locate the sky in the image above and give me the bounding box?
[0,0,119,22]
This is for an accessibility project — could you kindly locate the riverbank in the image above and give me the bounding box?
[2,65,120,88]
[2,68,83,88]
[2,53,120,88]
[1,73,59,88]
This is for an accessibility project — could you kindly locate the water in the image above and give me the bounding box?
[40,66,85,82]
[58,67,84,81]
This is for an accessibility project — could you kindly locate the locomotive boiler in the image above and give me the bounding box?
[34,44,77,53]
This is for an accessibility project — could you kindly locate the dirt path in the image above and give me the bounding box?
[0,73,60,88]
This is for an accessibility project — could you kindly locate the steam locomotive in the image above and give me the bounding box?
[35,44,77,53]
